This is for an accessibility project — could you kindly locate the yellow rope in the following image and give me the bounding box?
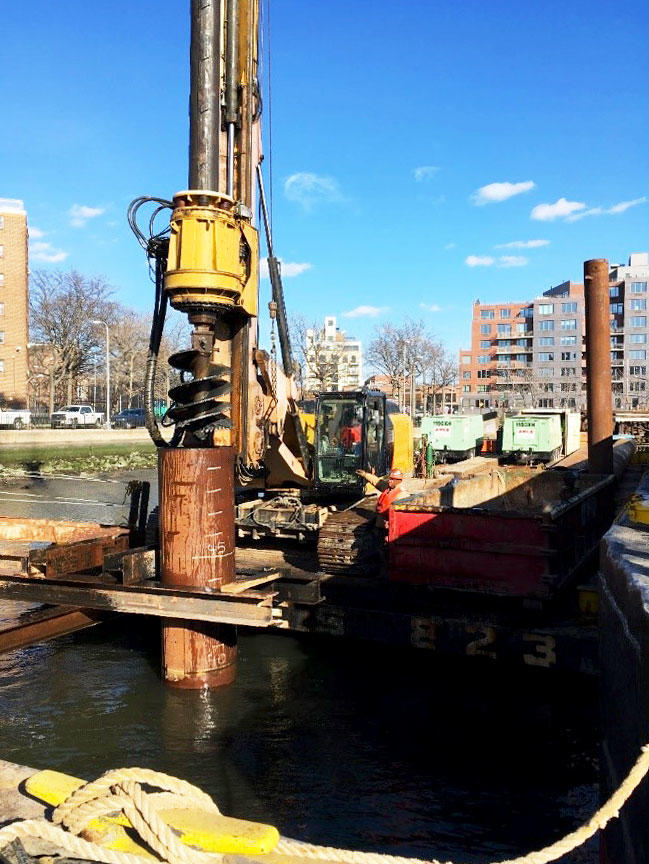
[1,746,648,864]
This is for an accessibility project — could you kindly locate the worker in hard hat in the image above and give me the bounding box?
[357,466,409,531]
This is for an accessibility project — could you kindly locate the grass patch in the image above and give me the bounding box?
[0,442,157,475]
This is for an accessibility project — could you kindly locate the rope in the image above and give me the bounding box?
[1,746,648,864]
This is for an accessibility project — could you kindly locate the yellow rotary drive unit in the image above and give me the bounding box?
[165,190,258,316]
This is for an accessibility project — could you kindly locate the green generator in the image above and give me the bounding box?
[501,414,563,463]
[420,414,484,462]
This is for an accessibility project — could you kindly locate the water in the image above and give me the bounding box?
[0,614,598,863]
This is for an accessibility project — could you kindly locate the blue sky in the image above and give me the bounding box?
[2,0,647,361]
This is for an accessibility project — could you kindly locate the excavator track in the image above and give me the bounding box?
[317,500,380,576]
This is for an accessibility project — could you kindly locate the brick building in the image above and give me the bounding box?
[0,199,29,406]
[459,254,649,411]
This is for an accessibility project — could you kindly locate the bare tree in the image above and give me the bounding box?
[290,314,342,396]
[367,318,456,413]
[29,270,117,412]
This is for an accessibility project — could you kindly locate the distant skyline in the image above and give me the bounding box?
[1,0,647,363]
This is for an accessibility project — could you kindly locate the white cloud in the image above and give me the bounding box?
[283,172,343,210]
[471,180,535,206]
[420,302,441,312]
[342,305,388,318]
[608,196,647,214]
[69,203,105,227]
[28,226,45,239]
[259,259,312,279]
[444,242,456,250]
[495,239,549,249]
[413,165,440,182]
[465,254,528,268]
[498,255,529,268]
[465,255,495,267]
[566,196,647,222]
[530,198,586,221]
[30,241,68,263]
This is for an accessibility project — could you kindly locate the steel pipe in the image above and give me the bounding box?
[159,446,237,687]
[189,0,221,190]
[584,258,614,475]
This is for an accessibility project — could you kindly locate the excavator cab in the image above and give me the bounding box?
[313,391,387,495]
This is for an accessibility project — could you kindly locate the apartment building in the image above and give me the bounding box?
[304,316,363,393]
[459,254,649,411]
[459,300,534,409]
[0,199,29,406]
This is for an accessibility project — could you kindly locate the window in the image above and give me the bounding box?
[0,274,4,286]
[610,286,619,298]
[461,355,470,364]
[480,309,494,319]
[0,216,4,230]
[0,332,4,344]
[516,323,527,334]
[560,335,577,345]
[561,382,577,391]
[630,381,646,392]
[480,340,490,349]
[477,369,490,379]
[631,316,647,327]
[0,359,3,372]
[561,351,577,361]
[561,367,576,377]
[538,367,554,377]
[497,324,511,335]
[538,398,554,408]
[499,309,510,319]
[539,320,554,331]
[542,383,554,392]
[539,336,555,346]
[480,324,491,335]
[631,282,648,293]
[520,307,534,318]
[0,246,3,259]
[630,333,647,343]
[630,350,647,360]
[462,371,471,379]
[562,302,577,313]
[499,339,511,348]
[630,298,647,311]
[539,304,554,315]
[610,303,624,315]
[517,338,530,347]
[538,352,554,362]
[560,319,577,330]
[462,385,471,393]
[477,385,489,393]
[630,366,647,376]
[478,355,490,364]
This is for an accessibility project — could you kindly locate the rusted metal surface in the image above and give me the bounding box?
[584,258,614,474]
[189,0,221,190]
[159,446,237,687]
[103,547,156,584]
[0,573,273,626]
[0,606,106,655]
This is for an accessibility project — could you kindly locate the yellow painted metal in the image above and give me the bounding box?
[390,412,414,475]
[25,769,279,856]
[165,191,258,316]
[627,495,649,526]
[577,584,599,618]
[298,409,316,446]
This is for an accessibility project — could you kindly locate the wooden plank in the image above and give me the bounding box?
[220,571,281,594]
[0,575,273,627]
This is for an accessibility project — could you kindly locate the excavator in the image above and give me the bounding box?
[130,0,412,574]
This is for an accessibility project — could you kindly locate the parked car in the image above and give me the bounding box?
[113,408,146,429]
[0,407,31,429]
[50,405,104,428]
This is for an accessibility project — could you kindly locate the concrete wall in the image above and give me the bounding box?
[600,486,649,863]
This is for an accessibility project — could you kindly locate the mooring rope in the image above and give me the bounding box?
[2,745,649,864]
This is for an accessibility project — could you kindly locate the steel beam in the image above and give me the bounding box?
[0,606,106,655]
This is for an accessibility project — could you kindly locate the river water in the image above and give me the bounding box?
[0,472,598,862]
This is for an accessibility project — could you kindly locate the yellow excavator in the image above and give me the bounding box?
[130,0,412,572]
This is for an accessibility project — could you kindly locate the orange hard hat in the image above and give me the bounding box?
[389,468,404,481]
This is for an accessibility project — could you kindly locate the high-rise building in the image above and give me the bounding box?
[0,199,29,406]
[304,316,362,394]
[459,254,649,411]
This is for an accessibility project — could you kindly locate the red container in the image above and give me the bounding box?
[388,472,614,599]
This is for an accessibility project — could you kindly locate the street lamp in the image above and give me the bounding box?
[91,320,110,427]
